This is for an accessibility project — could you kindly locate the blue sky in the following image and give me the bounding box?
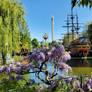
[21,0,92,42]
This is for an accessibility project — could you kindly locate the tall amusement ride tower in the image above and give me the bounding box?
[51,16,54,42]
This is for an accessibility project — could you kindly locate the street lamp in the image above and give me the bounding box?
[43,33,48,47]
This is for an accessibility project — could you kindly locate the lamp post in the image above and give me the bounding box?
[43,33,48,47]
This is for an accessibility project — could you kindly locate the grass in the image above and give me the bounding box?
[72,57,92,60]
[72,67,92,76]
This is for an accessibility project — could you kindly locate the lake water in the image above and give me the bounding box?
[67,57,92,76]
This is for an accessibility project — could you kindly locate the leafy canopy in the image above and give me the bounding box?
[0,0,31,63]
[72,0,92,8]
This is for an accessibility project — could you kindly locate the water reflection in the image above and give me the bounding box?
[67,57,92,67]
[67,57,92,75]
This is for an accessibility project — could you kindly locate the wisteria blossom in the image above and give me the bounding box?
[0,44,72,86]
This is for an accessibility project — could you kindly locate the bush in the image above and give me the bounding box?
[13,56,23,63]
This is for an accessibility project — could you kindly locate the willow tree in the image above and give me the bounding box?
[19,24,31,54]
[0,0,31,64]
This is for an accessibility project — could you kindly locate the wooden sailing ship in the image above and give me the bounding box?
[69,37,90,56]
[63,2,91,57]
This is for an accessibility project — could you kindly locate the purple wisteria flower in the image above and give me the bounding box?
[10,76,15,80]
[65,77,72,83]
[0,66,5,73]
[16,62,23,67]
[58,61,72,74]
[5,67,10,75]
[58,75,64,79]
[16,75,24,81]
[0,44,73,88]
[29,79,35,84]
[62,52,71,62]
[47,52,51,57]
[82,78,92,91]
[14,67,22,74]
[39,52,45,61]
[27,64,33,69]
[51,45,65,57]
[72,80,80,88]
[50,81,56,88]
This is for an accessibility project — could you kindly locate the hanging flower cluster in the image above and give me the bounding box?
[0,44,71,85]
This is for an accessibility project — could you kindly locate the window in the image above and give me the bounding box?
[79,38,88,42]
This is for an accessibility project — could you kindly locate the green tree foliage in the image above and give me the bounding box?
[48,41,62,47]
[31,38,39,49]
[0,0,31,64]
[48,41,57,46]
[82,31,88,37]
[63,33,77,46]
[19,24,31,54]
[72,0,92,8]
[85,22,92,45]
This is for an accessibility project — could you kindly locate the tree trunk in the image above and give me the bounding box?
[2,50,6,65]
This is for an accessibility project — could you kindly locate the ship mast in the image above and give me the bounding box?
[62,0,82,41]
[71,6,74,40]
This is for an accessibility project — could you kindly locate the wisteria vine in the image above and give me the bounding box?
[0,44,71,85]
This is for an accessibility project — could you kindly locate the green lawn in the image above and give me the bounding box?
[72,67,92,76]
